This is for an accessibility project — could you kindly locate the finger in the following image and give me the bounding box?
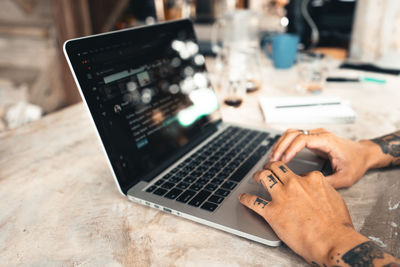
[264,161,296,185]
[238,193,271,218]
[253,169,283,197]
[280,133,332,163]
[270,128,299,153]
[270,129,302,161]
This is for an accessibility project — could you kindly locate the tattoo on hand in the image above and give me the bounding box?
[342,241,384,267]
[372,131,400,166]
[253,197,268,209]
[268,174,278,188]
[279,165,288,173]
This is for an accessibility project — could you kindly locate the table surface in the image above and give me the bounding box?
[1,60,400,266]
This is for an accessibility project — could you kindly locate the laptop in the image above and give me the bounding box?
[63,19,328,246]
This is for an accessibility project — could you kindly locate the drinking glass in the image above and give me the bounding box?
[296,52,325,93]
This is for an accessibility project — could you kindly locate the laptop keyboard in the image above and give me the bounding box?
[145,126,279,212]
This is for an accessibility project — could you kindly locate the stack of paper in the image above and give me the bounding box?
[259,96,356,124]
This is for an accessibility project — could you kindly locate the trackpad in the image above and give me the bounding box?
[286,149,326,175]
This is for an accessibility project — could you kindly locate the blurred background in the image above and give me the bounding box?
[0,0,399,132]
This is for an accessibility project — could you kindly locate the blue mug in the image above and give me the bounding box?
[264,33,299,69]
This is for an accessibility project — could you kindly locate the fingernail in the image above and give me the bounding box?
[238,193,243,200]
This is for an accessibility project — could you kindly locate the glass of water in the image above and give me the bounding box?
[296,52,325,94]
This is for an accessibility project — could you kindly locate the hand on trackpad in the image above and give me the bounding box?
[286,149,328,175]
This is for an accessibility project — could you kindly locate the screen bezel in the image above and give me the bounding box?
[63,19,222,195]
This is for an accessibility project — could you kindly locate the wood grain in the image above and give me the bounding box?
[1,63,399,265]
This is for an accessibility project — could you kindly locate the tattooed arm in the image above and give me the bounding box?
[323,240,400,267]
[270,129,400,188]
[369,131,400,168]
[239,162,400,267]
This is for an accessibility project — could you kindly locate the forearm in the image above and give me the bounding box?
[311,229,400,267]
[360,131,400,170]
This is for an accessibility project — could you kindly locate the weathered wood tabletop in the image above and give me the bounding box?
[1,65,399,266]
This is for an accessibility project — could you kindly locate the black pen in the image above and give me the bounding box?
[326,77,359,82]
[326,76,386,84]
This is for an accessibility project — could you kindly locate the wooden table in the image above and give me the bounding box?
[1,63,400,266]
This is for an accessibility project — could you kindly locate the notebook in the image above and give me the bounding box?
[259,96,357,124]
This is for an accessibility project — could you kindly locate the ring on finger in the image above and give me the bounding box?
[298,129,310,135]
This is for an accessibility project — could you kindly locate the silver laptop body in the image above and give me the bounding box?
[63,19,326,247]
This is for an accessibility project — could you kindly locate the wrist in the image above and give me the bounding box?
[358,139,390,170]
[312,226,368,266]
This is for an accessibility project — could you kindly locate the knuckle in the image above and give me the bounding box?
[310,170,323,177]
[268,161,281,170]
[254,169,268,180]
[285,178,298,191]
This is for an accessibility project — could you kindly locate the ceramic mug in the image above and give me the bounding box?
[264,33,299,69]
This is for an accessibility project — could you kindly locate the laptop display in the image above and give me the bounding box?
[64,20,220,194]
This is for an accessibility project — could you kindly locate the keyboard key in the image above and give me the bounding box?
[163,173,172,179]
[205,183,217,191]
[190,183,204,191]
[211,178,224,185]
[161,181,175,189]
[229,152,263,182]
[177,162,186,168]
[218,171,230,179]
[209,195,224,204]
[168,176,181,183]
[176,189,196,203]
[165,188,183,199]
[183,165,195,172]
[155,179,165,186]
[175,171,186,178]
[196,166,208,172]
[197,178,209,184]
[191,170,202,176]
[171,168,179,173]
[176,182,190,190]
[221,181,237,190]
[215,188,230,197]
[146,185,157,192]
[201,202,218,212]
[188,190,212,207]
[204,171,215,179]
[153,188,167,196]
[184,176,197,183]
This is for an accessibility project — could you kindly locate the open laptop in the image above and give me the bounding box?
[64,19,328,246]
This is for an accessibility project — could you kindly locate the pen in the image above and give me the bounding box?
[326,76,386,84]
[276,102,341,109]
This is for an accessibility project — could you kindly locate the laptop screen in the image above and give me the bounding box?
[65,20,221,194]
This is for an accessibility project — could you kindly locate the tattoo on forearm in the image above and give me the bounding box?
[342,241,384,267]
[253,197,268,208]
[383,263,400,267]
[268,174,278,188]
[371,131,400,166]
[279,165,288,173]
[311,241,399,267]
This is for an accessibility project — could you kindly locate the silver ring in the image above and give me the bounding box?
[299,129,309,135]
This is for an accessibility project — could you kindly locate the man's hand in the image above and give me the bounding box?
[269,128,383,188]
[239,162,400,266]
